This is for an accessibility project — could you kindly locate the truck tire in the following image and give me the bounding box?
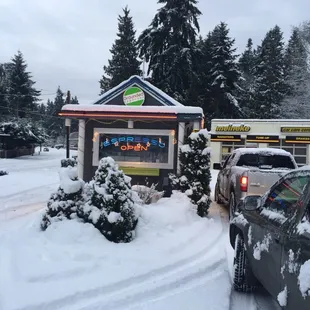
[229,191,236,219]
[214,182,222,204]
[233,234,258,292]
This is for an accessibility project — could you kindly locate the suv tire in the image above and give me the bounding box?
[233,234,258,292]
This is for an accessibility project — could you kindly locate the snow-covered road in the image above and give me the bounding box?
[0,150,280,310]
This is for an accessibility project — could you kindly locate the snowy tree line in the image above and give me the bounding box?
[0,51,80,146]
[100,1,310,126]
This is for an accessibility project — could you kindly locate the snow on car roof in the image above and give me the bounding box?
[235,148,291,156]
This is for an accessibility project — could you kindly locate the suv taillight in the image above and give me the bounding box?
[240,176,248,192]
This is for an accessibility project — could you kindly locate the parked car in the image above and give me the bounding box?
[214,148,298,218]
[229,167,310,309]
[43,147,49,152]
[54,144,64,150]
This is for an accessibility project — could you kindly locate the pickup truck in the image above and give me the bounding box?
[214,148,298,218]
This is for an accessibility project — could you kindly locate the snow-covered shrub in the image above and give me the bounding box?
[132,184,163,205]
[61,158,77,168]
[0,170,8,176]
[41,166,84,230]
[170,129,212,217]
[78,157,138,243]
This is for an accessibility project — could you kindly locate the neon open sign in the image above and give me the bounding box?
[102,136,166,152]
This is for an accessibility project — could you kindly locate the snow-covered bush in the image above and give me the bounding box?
[61,158,77,168]
[170,129,212,217]
[78,157,138,243]
[132,184,163,205]
[41,166,84,230]
[0,170,8,176]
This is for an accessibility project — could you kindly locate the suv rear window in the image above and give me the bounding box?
[236,154,295,169]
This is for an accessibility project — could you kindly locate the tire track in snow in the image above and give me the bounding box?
[14,228,226,310]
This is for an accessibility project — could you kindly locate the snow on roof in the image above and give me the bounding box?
[89,75,183,107]
[235,148,291,156]
[61,104,203,115]
[212,119,310,123]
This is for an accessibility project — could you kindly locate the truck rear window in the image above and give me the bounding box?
[236,154,295,169]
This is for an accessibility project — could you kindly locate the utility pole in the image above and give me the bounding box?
[65,90,71,159]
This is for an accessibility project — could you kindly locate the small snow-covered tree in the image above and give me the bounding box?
[171,129,211,217]
[41,166,84,230]
[79,157,138,243]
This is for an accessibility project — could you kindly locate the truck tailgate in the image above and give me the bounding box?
[246,169,289,196]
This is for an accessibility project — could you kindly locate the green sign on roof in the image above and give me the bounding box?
[123,86,145,106]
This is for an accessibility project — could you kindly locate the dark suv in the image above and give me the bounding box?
[230,167,310,309]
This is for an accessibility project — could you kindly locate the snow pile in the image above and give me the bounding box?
[277,286,288,307]
[253,233,272,260]
[298,260,310,298]
[0,192,227,310]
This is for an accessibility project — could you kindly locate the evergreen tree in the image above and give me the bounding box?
[170,130,211,217]
[7,51,40,118]
[252,26,286,118]
[99,6,141,94]
[44,87,65,140]
[78,157,138,243]
[206,22,243,123]
[179,130,211,217]
[138,0,201,103]
[238,38,257,116]
[0,63,10,120]
[281,28,310,118]
[41,166,83,230]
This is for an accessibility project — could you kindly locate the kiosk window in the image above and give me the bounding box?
[99,133,169,164]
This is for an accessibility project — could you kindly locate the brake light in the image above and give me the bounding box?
[240,176,248,192]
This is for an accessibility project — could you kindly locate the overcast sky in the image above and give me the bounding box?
[0,0,309,105]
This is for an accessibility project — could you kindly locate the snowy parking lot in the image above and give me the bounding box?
[0,149,280,310]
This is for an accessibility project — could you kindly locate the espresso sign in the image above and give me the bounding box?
[210,134,241,142]
[246,135,279,143]
[215,124,250,132]
[285,136,310,144]
[281,127,310,133]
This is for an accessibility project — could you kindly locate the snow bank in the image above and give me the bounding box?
[298,259,310,298]
[0,192,225,310]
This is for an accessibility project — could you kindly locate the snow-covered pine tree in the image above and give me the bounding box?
[79,157,138,243]
[281,28,310,118]
[252,25,286,118]
[0,63,11,121]
[41,166,84,230]
[138,0,201,104]
[7,51,40,119]
[206,22,243,121]
[178,129,211,217]
[238,38,257,117]
[44,87,66,140]
[99,6,141,94]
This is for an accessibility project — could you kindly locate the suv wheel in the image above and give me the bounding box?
[233,234,258,292]
[229,191,236,219]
